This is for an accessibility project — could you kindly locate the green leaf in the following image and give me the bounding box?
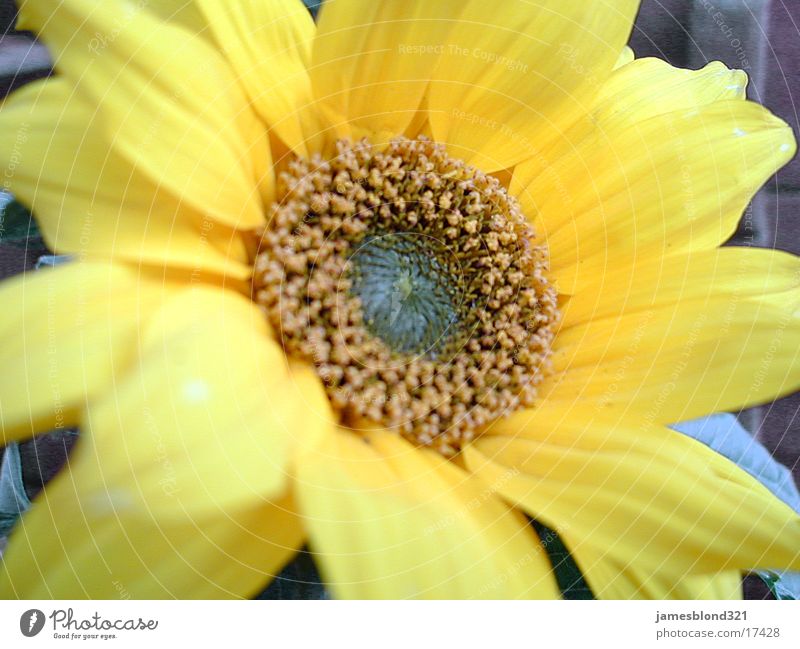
[0,442,32,538]
[0,194,40,247]
[531,519,594,600]
[302,0,322,19]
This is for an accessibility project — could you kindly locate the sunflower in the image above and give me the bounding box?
[1,0,799,600]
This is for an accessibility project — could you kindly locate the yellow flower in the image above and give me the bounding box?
[1,0,799,599]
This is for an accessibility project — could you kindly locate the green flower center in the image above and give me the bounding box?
[349,232,464,358]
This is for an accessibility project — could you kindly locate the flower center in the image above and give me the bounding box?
[252,137,558,455]
[349,231,465,357]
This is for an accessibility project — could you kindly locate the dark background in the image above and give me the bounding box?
[0,0,798,599]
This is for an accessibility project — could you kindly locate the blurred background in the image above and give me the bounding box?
[0,0,798,599]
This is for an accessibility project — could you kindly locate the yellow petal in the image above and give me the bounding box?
[521,100,795,294]
[466,407,800,579]
[295,428,558,599]
[146,0,208,36]
[562,247,800,327]
[595,58,748,122]
[545,283,800,421]
[683,573,742,599]
[0,79,250,278]
[427,0,639,171]
[0,262,178,444]
[310,0,445,143]
[539,527,742,598]
[20,0,270,229]
[83,285,334,516]
[512,58,750,209]
[614,45,635,69]
[0,454,304,598]
[194,0,321,156]
[577,551,743,599]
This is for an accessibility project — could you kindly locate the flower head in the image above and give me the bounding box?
[1,0,799,599]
